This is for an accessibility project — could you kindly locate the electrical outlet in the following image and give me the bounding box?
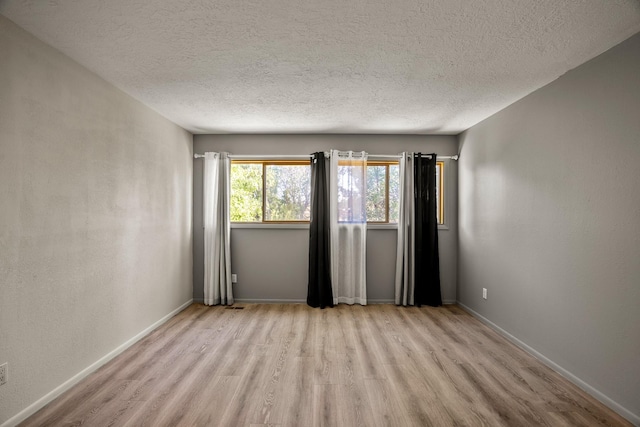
[231,274,237,283]
[482,288,488,300]
[0,362,7,386]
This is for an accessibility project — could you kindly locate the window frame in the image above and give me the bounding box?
[228,158,448,229]
[230,159,312,224]
[436,160,445,225]
[365,161,395,224]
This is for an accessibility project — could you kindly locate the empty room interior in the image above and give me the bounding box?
[1,1,639,426]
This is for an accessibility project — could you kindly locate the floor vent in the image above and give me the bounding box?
[225,306,245,310]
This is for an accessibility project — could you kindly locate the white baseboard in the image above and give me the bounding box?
[235,298,307,303]
[457,302,639,426]
[194,298,454,305]
[234,299,397,305]
[1,299,193,427]
[197,298,397,304]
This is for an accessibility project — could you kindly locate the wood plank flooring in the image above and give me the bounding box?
[20,304,631,427]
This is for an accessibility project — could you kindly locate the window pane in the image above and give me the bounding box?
[337,163,366,222]
[230,163,262,222]
[436,162,443,224]
[389,164,399,223]
[264,164,311,221]
[366,165,386,221]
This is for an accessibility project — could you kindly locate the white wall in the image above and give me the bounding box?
[193,135,458,303]
[0,15,193,425]
[458,32,640,423]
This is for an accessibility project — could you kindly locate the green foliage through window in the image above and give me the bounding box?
[230,163,263,222]
[265,164,311,221]
[230,161,311,222]
[365,162,401,222]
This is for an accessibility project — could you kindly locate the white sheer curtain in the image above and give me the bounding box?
[330,150,368,305]
[395,152,415,305]
[203,152,233,305]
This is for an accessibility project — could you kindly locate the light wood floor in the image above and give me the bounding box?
[21,304,630,427]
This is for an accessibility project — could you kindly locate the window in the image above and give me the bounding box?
[229,159,445,225]
[335,158,368,223]
[230,161,311,222]
[367,160,444,225]
[436,161,444,225]
[365,162,399,223]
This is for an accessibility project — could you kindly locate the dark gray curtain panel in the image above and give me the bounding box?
[307,152,334,308]
[414,153,442,307]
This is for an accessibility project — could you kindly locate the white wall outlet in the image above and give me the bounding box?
[0,362,7,386]
[231,274,237,283]
[482,288,488,300]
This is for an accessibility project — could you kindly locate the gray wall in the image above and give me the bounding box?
[0,15,193,425]
[193,135,458,303]
[458,33,640,422]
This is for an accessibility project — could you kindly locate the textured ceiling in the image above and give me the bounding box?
[1,1,639,134]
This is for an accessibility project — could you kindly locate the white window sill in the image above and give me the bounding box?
[231,223,310,229]
[230,223,450,230]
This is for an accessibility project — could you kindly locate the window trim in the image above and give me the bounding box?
[437,159,450,230]
[365,161,395,224]
[231,159,311,224]
[437,160,445,225]
[229,158,449,229]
